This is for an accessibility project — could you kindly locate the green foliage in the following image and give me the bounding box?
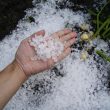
[88,0,110,40]
[96,50,110,62]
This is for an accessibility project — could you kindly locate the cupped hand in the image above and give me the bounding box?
[15,29,77,76]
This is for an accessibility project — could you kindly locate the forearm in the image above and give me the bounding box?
[0,60,27,109]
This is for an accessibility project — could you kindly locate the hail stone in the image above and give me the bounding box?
[29,34,64,62]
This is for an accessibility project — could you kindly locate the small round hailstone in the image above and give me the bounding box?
[29,34,64,62]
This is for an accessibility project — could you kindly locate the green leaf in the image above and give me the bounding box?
[97,0,110,30]
[96,50,110,62]
[102,27,110,37]
[93,20,103,25]
[88,9,97,16]
[94,18,110,38]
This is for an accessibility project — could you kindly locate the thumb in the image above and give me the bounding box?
[35,30,45,36]
[27,30,45,41]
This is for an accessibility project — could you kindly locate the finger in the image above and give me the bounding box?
[35,30,45,36]
[28,30,45,43]
[57,47,71,62]
[52,29,72,38]
[29,30,45,39]
[61,32,77,42]
[64,38,76,49]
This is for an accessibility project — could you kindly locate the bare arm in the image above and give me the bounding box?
[0,29,76,109]
[0,60,27,109]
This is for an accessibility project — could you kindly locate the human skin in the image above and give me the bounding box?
[0,29,77,109]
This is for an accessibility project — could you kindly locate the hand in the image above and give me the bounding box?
[15,29,77,76]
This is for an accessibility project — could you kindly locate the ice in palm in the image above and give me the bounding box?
[30,34,64,62]
[0,0,110,110]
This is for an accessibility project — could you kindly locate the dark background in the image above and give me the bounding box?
[0,0,105,41]
[0,0,33,40]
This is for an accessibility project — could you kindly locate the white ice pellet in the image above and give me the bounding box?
[2,0,110,110]
[30,35,64,62]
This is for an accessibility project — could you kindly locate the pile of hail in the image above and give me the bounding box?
[29,34,64,62]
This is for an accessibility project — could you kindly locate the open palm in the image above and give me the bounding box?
[15,29,76,76]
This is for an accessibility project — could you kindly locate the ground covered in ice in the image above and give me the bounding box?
[0,0,110,110]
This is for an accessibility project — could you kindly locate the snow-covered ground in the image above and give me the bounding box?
[0,0,110,110]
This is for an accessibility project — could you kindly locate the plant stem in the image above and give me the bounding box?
[96,0,110,30]
[96,50,110,62]
[88,9,97,16]
[94,18,110,38]
[102,27,110,37]
[105,21,110,29]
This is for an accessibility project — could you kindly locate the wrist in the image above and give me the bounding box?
[11,60,28,81]
[0,60,28,109]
